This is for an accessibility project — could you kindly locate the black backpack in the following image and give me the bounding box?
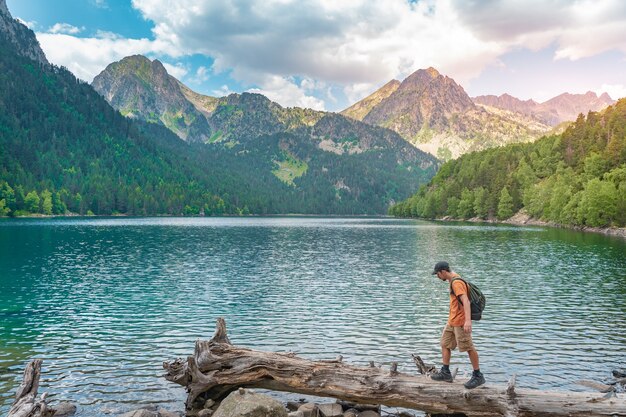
[450,277,486,321]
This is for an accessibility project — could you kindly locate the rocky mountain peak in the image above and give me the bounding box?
[226,92,274,107]
[425,67,440,78]
[599,92,613,101]
[399,68,475,110]
[92,54,210,142]
[401,67,447,86]
[342,68,553,159]
[361,67,476,140]
[402,67,440,86]
[340,80,400,121]
[0,0,48,65]
[120,54,152,67]
[105,55,168,79]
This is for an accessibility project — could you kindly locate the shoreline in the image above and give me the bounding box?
[2,212,625,239]
[0,213,394,219]
[437,210,626,239]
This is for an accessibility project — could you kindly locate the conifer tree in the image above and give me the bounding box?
[24,191,40,213]
[497,187,514,220]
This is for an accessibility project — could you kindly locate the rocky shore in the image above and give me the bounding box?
[439,210,626,239]
[49,389,423,417]
[503,210,626,238]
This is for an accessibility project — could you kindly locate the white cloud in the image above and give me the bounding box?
[451,0,626,61]
[162,62,188,79]
[130,0,502,85]
[187,66,210,84]
[36,33,166,82]
[125,0,508,108]
[554,20,626,60]
[16,18,37,30]
[48,23,84,35]
[93,30,122,40]
[32,0,626,108]
[247,75,325,110]
[212,85,234,97]
[597,84,626,100]
[343,82,381,105]
[93,0,109,9]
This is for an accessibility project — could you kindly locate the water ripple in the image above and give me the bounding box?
[0,217,625,416]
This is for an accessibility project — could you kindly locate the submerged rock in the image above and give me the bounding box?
[158,409,183,417]
[118,409,157,417]
[297,403,318,417]
[212,389,287,417]
[356,412,380,417]
[54,402,77,417]
[318,403,343,417]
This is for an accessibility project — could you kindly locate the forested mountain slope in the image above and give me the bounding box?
[0,36,296,216]
[390,100,626,228]
[0,8,437,216]
[89,55,439,213]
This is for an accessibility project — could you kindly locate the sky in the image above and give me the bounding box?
[7,0,626,112]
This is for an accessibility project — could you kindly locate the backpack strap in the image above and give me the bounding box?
[450,277,468,306]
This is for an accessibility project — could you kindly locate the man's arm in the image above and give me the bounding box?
[460,293,472,333]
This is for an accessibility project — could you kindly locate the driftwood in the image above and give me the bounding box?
[577,371,626,394]
[8,359,55,417]
[163,318,626,417]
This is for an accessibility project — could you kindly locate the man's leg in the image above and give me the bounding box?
[455,328,485,389]
[464,349,485,389]
[467,349,479,370]
[432,325,455,382]
[442,346,451,365]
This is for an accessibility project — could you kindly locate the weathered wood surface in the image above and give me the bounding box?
[8,359,54,417]
[164,318,626,417]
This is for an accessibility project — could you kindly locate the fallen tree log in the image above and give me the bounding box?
[8,359,55,417]
[164,318,626,417]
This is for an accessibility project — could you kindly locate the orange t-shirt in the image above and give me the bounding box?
[448,277,468,326]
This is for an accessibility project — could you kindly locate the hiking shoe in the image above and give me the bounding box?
[464,372,485,389]
[430,367,453,382]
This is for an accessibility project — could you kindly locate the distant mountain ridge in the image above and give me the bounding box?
[472,93,538,114]
[93,56,326,144]
[93,54,437,167]
[91,55,438,212]
[473,91,615,126]
[341,67,550,159]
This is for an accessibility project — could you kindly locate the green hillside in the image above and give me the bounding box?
[0,37,297,216]
[0,34,436,216]
[390,100,626,228]
[87,54,439,215]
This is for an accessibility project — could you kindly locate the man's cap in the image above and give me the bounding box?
[431,261,450,275]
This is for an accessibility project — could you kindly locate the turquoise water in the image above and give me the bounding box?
[0,217,625,415]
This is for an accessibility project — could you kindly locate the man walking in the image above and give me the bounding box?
[430,261,485,389]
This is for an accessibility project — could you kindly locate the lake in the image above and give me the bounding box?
[0,217,625,416]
